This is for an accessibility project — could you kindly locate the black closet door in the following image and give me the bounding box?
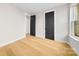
[45,11,54,40]
[30,15,36,36]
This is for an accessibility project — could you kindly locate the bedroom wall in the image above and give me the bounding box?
[35,4,69,42]
[36,13,45,38]
[25,13,30,35]
[54,4,69,42]
[0,4,28,46]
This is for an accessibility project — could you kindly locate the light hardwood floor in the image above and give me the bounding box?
[0,35,77,56]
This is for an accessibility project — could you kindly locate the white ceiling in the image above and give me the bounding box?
[12,3,65,15]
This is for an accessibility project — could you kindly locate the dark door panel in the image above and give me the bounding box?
[45,11,54,40]
[30,15,36,36]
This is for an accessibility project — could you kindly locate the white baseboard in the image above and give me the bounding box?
[66,42,78,56]
[0,35,26,47]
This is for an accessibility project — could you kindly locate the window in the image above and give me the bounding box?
[70,4,79,37]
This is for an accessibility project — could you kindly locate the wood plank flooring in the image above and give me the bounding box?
[0,35,77,56]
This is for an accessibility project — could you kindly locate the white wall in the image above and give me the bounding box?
[36,13,45,38]
[36,4,69,42]
[25,13,30,35]
[54,4,69,42]
[0,4,26,46]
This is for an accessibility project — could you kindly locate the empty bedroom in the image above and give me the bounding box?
[0,3,79,56]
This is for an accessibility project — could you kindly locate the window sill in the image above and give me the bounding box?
[69,35,79,41]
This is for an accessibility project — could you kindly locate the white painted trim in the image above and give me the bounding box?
[0,35,26,47]
[69,35,79,41]
[66,35,79,55]
[66,39,79,55]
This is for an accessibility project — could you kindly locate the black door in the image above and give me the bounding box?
[30,15,36,36]
[45,11,54,40]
